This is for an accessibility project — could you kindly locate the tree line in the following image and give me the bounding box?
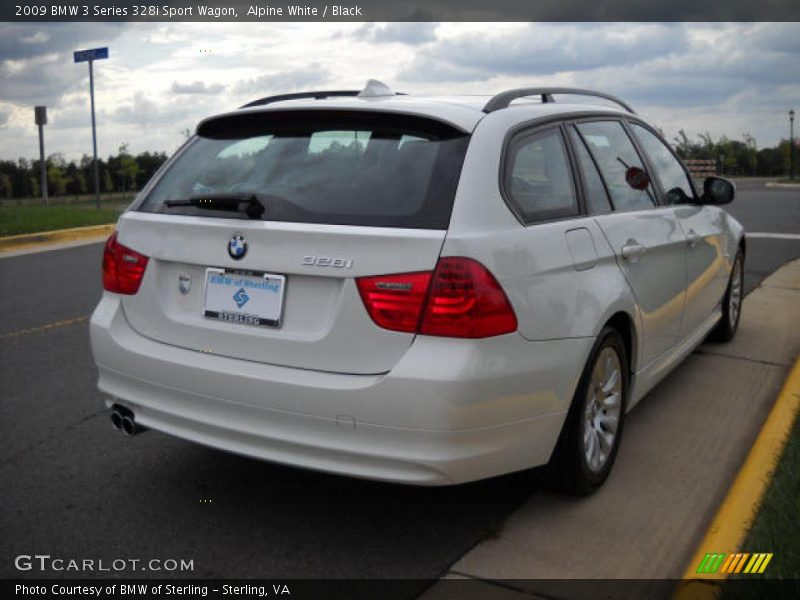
[0,144,168,200]
[0,132,796,200]
[671,131,794,177]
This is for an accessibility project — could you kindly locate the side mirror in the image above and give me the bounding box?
[702,176,735,205]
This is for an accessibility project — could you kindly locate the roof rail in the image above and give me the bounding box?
[483,87,636,114]
[240,90,360,109]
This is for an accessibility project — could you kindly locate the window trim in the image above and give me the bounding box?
[500,124,582,226]
[498,110,640,225]
[564,123,616,214]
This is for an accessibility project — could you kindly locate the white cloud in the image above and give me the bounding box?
[234,63,331,96]
[0,22,797,161]
[171,80,225,95]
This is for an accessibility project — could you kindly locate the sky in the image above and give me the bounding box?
[0,22,798,162]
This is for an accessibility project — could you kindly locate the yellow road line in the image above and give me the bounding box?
[0,315,90,340]
[675,356,800,598]
[0,223,114,254]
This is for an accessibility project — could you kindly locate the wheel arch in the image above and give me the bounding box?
[603,311,637,378]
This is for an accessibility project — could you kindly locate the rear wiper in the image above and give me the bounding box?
[164,194,265,219]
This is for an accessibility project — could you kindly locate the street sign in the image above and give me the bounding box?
[34,106,47,126]
[73,47,109,63]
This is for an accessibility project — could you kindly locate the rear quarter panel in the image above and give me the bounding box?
[445,110,640,349]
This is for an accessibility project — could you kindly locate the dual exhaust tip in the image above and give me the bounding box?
[110,405,146,436]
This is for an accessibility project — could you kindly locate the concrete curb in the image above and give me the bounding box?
[765,181,800,188]
[0,223,114,254]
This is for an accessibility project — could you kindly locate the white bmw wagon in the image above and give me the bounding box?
[90,81,744,491]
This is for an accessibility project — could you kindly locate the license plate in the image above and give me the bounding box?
[204,269,286,328]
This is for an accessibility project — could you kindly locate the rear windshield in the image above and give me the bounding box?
[137,111,469,229]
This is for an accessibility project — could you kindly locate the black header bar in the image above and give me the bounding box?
[6,0,800,22]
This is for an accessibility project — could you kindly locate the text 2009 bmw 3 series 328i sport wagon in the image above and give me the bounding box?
[90,81,744,491]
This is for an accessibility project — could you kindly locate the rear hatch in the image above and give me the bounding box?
[118,110,470,375]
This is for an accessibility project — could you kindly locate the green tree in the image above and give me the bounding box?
[116,143,140,192]
[103,169,114,193]
[66,162,87,195]
[46,154,69,196]
[0,173,12,199]
[30,176,40,198]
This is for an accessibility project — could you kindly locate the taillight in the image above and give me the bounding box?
[357,257,517,338]
[102,232,149,295]
[420,257,517,338]
[356,271,432,333]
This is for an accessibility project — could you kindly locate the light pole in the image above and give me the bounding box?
[790,109,795,181]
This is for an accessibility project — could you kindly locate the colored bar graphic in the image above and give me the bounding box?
[696,552,773,575]
[696,553,726,574]
[756,553,772,574]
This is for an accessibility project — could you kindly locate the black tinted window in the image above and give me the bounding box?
[505,127,578,223]
[630,123,695,204]
[569,127,612,215]
[138,112,469,229]
[576,121,657,212]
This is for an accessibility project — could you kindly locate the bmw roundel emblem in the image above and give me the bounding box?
[228,234,247,260]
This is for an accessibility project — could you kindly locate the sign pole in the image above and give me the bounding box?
[89,58,100,209]
[74,46,108,210]
[35,107,48,207]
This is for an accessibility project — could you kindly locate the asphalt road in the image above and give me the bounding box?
[1,180,798,587]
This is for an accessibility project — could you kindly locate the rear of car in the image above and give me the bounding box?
[93,87,742,487]
[90,102,578,484]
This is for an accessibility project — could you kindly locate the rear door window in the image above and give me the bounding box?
[576,121,657,212]
[504,127,579,223]
[138,112,469,229]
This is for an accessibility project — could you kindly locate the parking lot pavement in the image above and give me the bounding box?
[0,271,539,582]
[0,180,798,588]
[424,258,800,597]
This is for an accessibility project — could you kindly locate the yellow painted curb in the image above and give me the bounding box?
[0,223,115,253]
[675,355,800,599]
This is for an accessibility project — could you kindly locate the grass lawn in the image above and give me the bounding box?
[0,203,123,236]
[720,410,800,598]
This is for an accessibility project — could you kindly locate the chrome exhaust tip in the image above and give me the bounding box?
[121,415,137,436]
[110,409,124,431]
[111,405,146,436]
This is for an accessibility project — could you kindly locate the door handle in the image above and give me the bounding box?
[621,240,645,261]
[687,229,700,249]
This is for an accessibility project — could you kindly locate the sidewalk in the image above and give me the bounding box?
[421,259,800,599]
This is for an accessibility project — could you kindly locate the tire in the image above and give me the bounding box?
[549,326,629,495]
[708,250,744,343]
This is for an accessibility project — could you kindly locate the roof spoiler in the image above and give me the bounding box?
[483,87,636,114]
[241,79,402,108]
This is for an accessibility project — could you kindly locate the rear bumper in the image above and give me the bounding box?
[90,294,592,485]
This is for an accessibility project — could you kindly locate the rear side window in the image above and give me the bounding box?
[504,127,578,223]
[138,111,469,229]
[576,121,657,212]
[568,127,612,215]
[629,123,695,205]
